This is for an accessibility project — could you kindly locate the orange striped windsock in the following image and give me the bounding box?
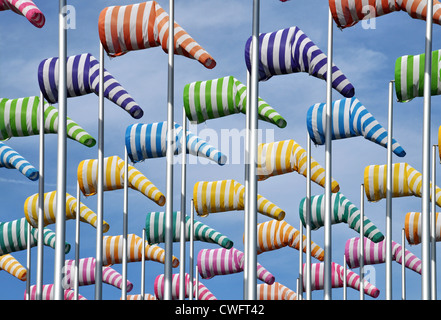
[154,273,217,300]
[405,211,441,245]
[256,220,324,261]
[77,155,165,206]
[257,282,297,300]
[193,179,285,220]
[0,254,27,281]
[25,284,87,300]
[0,0,45,28]
[125,293,156,300]
[364,162,441,207]
[98,1,216,69]
[24,191,109,232]
[257,139,340,192]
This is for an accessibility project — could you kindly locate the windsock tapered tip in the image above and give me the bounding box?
[130,107,144,119]
[156,195,166,207]
[27,170,39,181]
[172,256,180,268]
[331,181,340,193]
[203,58,216,70]
[394,146,406,158]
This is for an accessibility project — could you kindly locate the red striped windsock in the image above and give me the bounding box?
[257,282,297,300]
[25,284,87,300]
[0,254,27,281]
[0,0,45,28]
[154,273,217,300]
[405,211,441,246]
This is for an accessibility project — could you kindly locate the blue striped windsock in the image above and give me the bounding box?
[38,53,143,119]
[0,141,38,181]
[244,26,355,98]
[125,121,227,165]
[307,97,406,157]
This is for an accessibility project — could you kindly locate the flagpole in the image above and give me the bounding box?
[121,147,129,300]
[141,228,146,300]
[386,80,394,300]
[359,184,365,301]
[179,108,187,300]
[244,70,250,300]
[431,144,437,300]
[298,220,303,300]
[343,255,347,300]
[189,199,194,300]
[401,228,406,300]
[74,182,81,300]
[305,133,312,300]
[25,222,31,300]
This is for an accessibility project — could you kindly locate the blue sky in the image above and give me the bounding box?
[0,0,440,300]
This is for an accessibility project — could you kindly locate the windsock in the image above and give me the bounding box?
[0,254,27,281]
[125,293,156,300]
[0,96,96,147]
[197,247,275,285]
[0,141,38,181]
[0,218,70,255]
[24,191,110,232]
[193,179,285,220]
[102,233,179,267]
[345,237,422,274]
[307,97,406,157]
[38,53,143,119]
[405,211,441,245]
[98,1,216,69]
[145,211,233,249]
[256,220,324,261]
[257,139,340,191]
[364,163,441,207]
[0,0,45,28]
[77,155,165,206]
[154,273,217,300]
[329,0,441,29]
[125,122,227,165]
[299,192,385,243]
[257,282,297,300]
[244,26,355,98]
[395,49,441,102]
[183,76,286,128]
[25,285,87,300]
[306,262,380,298]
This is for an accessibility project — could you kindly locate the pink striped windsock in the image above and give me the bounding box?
[305,262,380,298]
[197,247,275,285]
[154,273,217,300]
[0,254,27,281]
[0,0,45,28]
[345,237,422,274]
[257,282,297,300]
[25,284,87,300]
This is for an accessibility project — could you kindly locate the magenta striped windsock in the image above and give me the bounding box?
[25,284,87,300]
[0,0,45,28]
[257,282,297,300]
[345,237,422,274]
[305,262,380,298]
[197,247,275,285]
[154,273,217,300]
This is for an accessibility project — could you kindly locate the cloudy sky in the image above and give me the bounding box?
[0,0,440,300]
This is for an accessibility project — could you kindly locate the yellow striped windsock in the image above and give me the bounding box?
[193,179,285,220]
[405,211,441,245]
[257,282,297,300]
[24,191,109,232]
[77,155,165,206]
[0,254,27,281]
[257,139,340,192]
[364,162,441,207]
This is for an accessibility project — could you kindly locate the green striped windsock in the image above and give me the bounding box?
[0,96,96,147]
[145,211,233,249]
[395,49,441,102]
[183,76,287,128]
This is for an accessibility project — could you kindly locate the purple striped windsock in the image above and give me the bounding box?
[345,237,422,274]
[0,0,45,28]
[154,273,216,300]
[25,284,87,300]
[197,247,275,285]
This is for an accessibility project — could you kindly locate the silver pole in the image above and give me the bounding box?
[25,221,31,300]
[359,184,365,300]
[343,255,347,300]
[305,133,312,300]
[141,228,146,300]
[179,108,187,300]
[195,265,199,300]
[121,147,129,300]
[298,220,303,300]
[402,228,406,300]
[244,71,250,300]
[74,182,80,300]
[386,80,394,300]
[431,144,437,300]
[189,199,194,300]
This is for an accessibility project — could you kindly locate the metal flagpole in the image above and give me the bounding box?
[402,228,406,300]
[141,228,146,300]
[121,147,129,300]
[305,133,312,300]
[195,265,199,300]
[298,221,303,300]
[386,80,394,300]
[343,255,347,300]
[189,199,195,300]
[243,71,250,300]
[179,108,187,300]
[359,184,365,300]
[25,222,31,300]
[74,182,81,300]
[431,144,437,300]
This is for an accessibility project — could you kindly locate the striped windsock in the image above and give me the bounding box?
[0,254,27,281]
[405,211,441,245]
[145,211,233,249]
[257,139,340,192]
[77,155,165,206]
[102,233,179,267]
[0,0,45,28]
[24,191,110,232]
[98,1,216,69]
[0,218,70,255]
[125,293,156,300]
[244,26,355,98]
[0,96,96,147]
[364,162,441,207]
[307,97,406,157]
[306,262,380,298]
[197,247,275,285]
[125,122,227,165]
[299,192,385,243]
[38,53,143,119]
[329,0,441,29]
[0,141,38,181]
[395,49,441,102]
[193,179,285,220]
[256,220,324,261]
[345,237,422,274]
[183,76,287,128]
[154,273,217,300]
[25,285,87,300]
[257,282,297,300]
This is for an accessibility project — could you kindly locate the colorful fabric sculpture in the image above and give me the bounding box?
[329,0,441,29]
[193,179,285,220]
[145,211,233,249]
[98,1,216,69]
[299,192,385,243]
[197,247,275,285]
[307,97,406,157]
[183,76,286,128]
[125,293,156,300]
[24,191,110,232]
[405,211,441,245]
[77,155,165,206]
[0,96,95,147]
[26,285,87,300]
[125,122,227,165]
[38,53,143,119]
[0,254,27,281]
[154,273,216,300]
[345,236,422,274]
[244,26,355,98]
[257,139,340,192]
[257,282,297,300]
[0,0,45,28]
[0,141,38,181]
